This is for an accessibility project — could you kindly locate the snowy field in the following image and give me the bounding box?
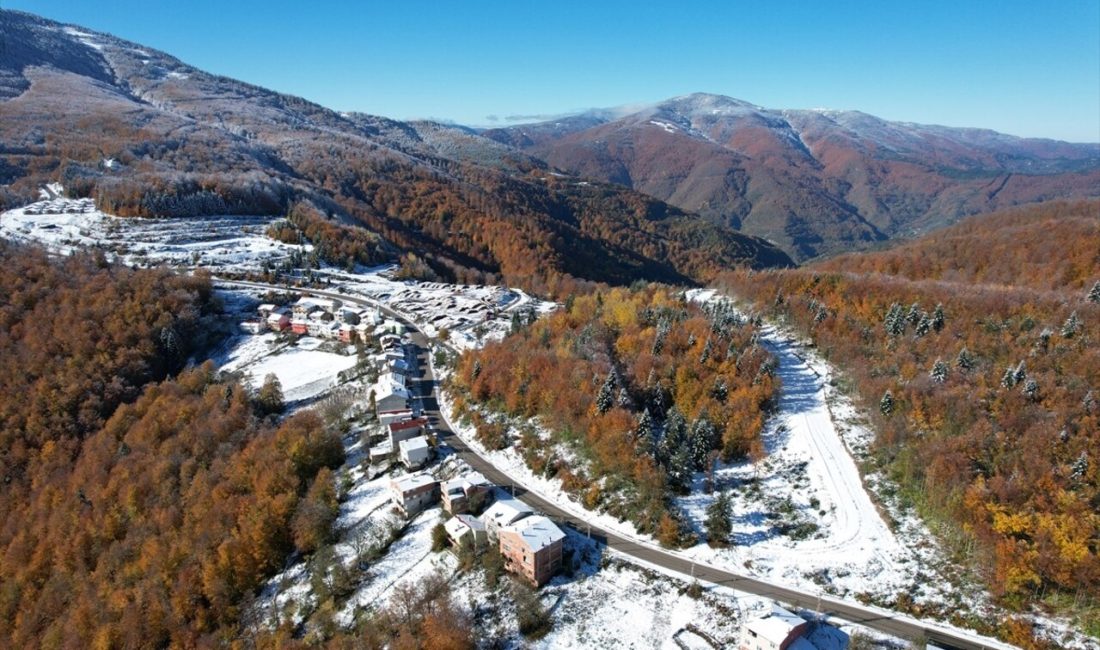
[217,333,359,402]
[0,197,307,268]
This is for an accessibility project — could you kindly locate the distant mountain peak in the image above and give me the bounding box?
[484,92,1100,261]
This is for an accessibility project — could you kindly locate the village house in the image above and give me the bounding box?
[498,514,566,587]
[292,296,340,318]
[389,473,439,516]
[441,472,491,515]
[388,416,429,448]
[257,303,277,317]
[444,513,487,550]
[398,435,431,469]
[378,408,415,427]
[739,606,813,650]
[239,319,266,334]
[266,310,291,332]
[368,441,395,465]
[375,383,410,415]
[290,317,309,335]
[481,497,534,540]
[338,323,355,343]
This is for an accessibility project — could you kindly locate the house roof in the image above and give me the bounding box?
[501,514,565,552]
[389,417,428,432]
[462,471,489,489]
[377,384,410,401]
[445,513,486,538]
[744,606,807,646]
[379,408,414,417]
[482,498,534,528]
[266,312,288,323]
[392,473,436,494]
[258,303,276,312]
[399,436,430,453]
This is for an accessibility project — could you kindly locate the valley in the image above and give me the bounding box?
[0,6,1097,649]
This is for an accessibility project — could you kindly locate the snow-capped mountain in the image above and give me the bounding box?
[484,92,1100,260]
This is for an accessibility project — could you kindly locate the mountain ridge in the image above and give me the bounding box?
[0,10,793,290]
[484,92,1100,260]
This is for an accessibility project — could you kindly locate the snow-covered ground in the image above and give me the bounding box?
[0,197,308,269]
[217,333,359,402]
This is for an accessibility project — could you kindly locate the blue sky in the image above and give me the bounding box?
[7,1,1100,141]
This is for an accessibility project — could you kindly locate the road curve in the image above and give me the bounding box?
[216,278,1015,650]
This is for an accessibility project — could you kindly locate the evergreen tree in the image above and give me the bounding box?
[595,370,616,414]
[688,416,717,470]
[906,302,923,326]
[710,376,729,402]
[635,409,656,457]
[705,491,733,547]
[915,314,932,338]
[666,444,694,493]
[1070,451,1089,483]
[660,408,688,466]
[1088,280,1100,304]
[1062,311,1080,338]
[883,303,905,337]
[1022,378,1040,401]
[1084,390,1097,415]
[700,338,713,363]
[1001,366,1017,388]
[472,359,482,380]
[930,359,948,383]
[955,347,974,372]
[1013,360,1028,384]
[617,386,633,409]
[931,304,945,332]
[880,390,894,417]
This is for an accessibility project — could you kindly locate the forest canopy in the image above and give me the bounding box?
[449,285,777,544]
[715,200,1100,611]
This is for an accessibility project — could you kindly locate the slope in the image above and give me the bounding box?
[484,93,1100,261]
[715,200,1100,630]
[0,12,792,292]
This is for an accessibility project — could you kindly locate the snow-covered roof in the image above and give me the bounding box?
[266,312,288,323]
[482,498,534,527]
[392,473,436,494]
[501,514,565,552]
[399,435,430,453]
[377,383,410,400]
[445,513,486,538]
[744,606,807,646]
[258,303,276,312]
[462,471,489,489]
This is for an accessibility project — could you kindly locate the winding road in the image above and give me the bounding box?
[217,278,1015,650]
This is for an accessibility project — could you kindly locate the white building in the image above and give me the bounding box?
[390,473,439,516]
[398,435,431,469]
[444,513,487,550]
[480,497,534,539]
[739,605,812,650]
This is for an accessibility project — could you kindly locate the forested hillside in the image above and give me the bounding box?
[0,10,792,293]
[716,200,1100,626]
[449,286,777,544]
[486,93,1100,261]
[0,244,345,646]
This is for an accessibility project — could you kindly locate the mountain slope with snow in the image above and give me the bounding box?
[0,11,792,288]
[483,93,1100,261]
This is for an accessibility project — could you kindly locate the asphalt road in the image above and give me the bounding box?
[217,278,1015,650]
